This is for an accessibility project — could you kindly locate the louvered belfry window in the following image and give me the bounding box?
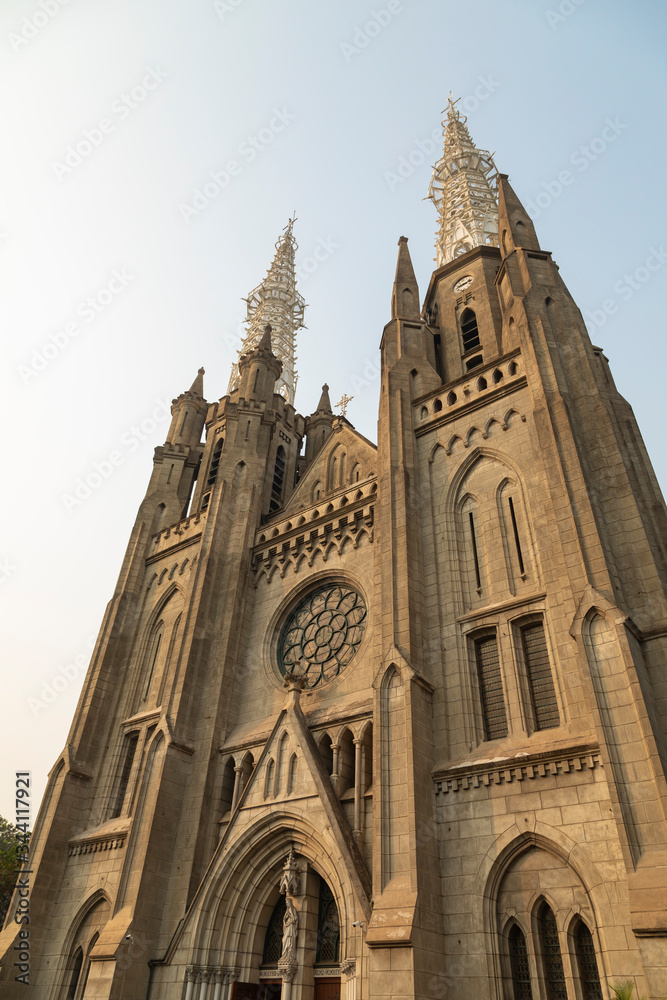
[461,308,480,352]
[521,622,559,730]
[540,906,567,1000]
[508,924,533,1000]
[474,634,508,741]
[575,923,603,1000]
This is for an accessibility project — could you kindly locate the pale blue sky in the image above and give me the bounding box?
[1,0,665,820]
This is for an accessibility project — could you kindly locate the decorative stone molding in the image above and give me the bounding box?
[314,967,344,978]
[340,960,356,978]
[254,499,375,584]
[414,350,526,435]
[184,967,238,984]
[68,833,127,856]
[149,512,206,562]
[434,746,602,795]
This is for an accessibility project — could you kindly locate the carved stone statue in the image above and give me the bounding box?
[279,896,298,965]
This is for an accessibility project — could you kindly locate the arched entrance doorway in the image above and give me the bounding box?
[229,855,342,1000]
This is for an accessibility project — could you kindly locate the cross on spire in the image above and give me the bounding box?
[335,393,353,417]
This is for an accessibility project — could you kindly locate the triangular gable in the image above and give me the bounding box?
[281,421,377,516]
[216,699,371,904]
[161,694,372,964]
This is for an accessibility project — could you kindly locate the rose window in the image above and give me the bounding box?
[278,585,367,688]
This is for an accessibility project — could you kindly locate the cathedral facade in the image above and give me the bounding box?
[2,100,667,1000]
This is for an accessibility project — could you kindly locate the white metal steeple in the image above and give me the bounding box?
[227,218,306,405]
[428,95,499,266]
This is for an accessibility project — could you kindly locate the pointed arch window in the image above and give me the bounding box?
[221,756,236,815]
[508,925,533,1000]
[474,633,508,741]
[110,731,139,818]
[460,308,480,352]
[574,922,603,1000]
[316,878,340,964]
[264,759,275,799]
[539,905,567,1000]
[270,445,286,512]
[66,948,84,1000]
[262,896,287,966]
[287,753,298,795]
[459,495,483,603]
[142,621,164,703]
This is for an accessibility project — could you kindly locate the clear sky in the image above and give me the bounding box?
[1,0,665,822]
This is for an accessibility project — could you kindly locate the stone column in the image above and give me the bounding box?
[184,968,197,1000]
[353,738,363,840]
[211,970,225,1000]
[231,766,243,811]
[331,743,340,792]
[198,970,212,1000]
[224,969,239,1000]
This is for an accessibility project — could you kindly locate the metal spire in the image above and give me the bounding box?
[428,95,499,267]
[227,217,306,405]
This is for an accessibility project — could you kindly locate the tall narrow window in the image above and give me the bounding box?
[574,923,603,1000]
[521,622,559,730]
[540,905,567,1000]
[474,634,508,740]
[270,445,286,512]
[508,925,533,1000]
[287,753,298,795]
[143,624,163,702]
[66,949,83,1000]
[110,731,139,818]
[316,878,340,964]
[262,897,287,965]
[264,759,275,799]
[469,511,482,592]
[207,438,223,489]
[461,308,480,352]
[508,496,526,576]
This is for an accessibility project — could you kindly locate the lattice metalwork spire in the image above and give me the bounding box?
[227,218,306,405]
[428,95,499,267]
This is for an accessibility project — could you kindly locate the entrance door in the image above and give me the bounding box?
[314,977,341,1000]
[231,981,281,1000]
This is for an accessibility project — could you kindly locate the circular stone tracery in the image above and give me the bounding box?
[278,585,367,688]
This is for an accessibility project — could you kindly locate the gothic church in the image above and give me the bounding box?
[2,99,667,1000]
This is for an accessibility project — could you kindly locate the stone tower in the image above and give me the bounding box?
[2,105,667,1000]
